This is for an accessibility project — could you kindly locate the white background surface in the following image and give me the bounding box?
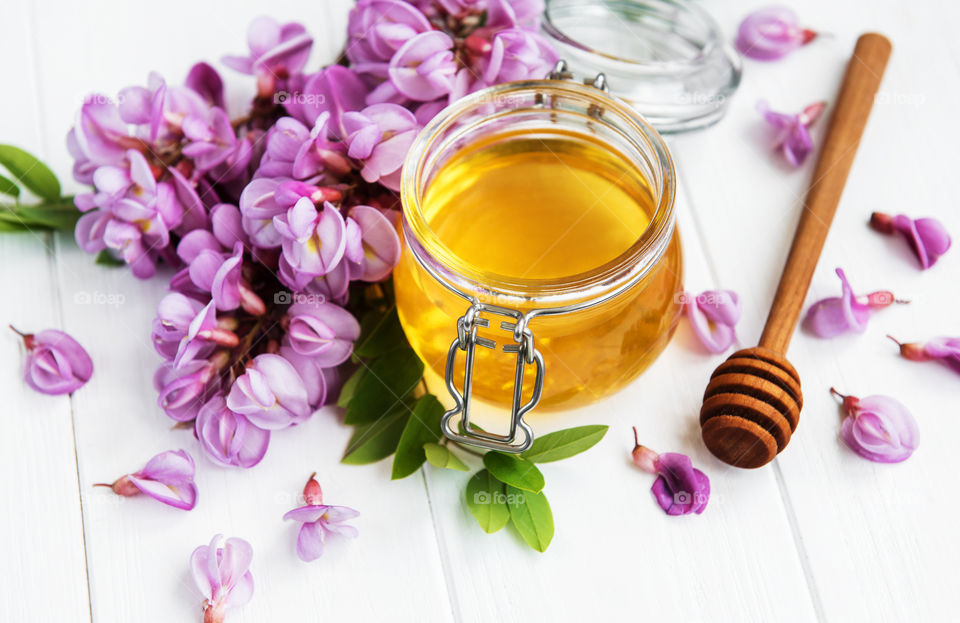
[2,0,958,621]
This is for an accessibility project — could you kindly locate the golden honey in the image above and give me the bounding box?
[395,110,683,410]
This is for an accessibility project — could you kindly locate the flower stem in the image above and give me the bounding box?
[828,387,847,402]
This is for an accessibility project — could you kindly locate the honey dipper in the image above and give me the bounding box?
[699,33,892,469]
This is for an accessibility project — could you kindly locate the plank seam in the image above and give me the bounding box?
[421,470,463,623]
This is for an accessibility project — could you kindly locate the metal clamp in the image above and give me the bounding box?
[440,302,545,453]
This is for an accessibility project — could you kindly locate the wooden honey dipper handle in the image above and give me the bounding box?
[760,33,892,353]
[700,34,892,469]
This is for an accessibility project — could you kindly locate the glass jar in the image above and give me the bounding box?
[394,78,682,451]
[541,0,742,132]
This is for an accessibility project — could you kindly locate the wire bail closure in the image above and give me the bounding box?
[440,302,545,453]
[438,61,608,453]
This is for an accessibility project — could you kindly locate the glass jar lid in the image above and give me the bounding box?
[542,0,742,132]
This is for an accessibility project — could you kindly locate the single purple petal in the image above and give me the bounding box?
[185,62,225,108]
[296,521,325,561]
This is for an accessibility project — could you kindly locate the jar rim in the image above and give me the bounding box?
[542,0,722,72]
[400,79,676,308]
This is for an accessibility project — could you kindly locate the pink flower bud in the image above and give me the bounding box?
[303,473,323,505]
[630,427,658,473]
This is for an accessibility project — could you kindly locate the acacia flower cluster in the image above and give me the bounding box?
[65,7,558,470]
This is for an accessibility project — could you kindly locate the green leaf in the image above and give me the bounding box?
[391,394,445,479]
[521,425,609,463]
[0,145,61,200]
[465,469,510,533]
[12,203,81,230]
[506,485,554,552]
[336,366,367,408]
[482,452,544,493]
[344,347,424,425]
[0,216,29,232]
[341,409,410,465]
[424,442,469,471]
[95,250,126,267]
[0,173,20,198]
[354,307,408,358]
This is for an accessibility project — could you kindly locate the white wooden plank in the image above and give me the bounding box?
[673,0,960,620]
[27,1,452,620]
[0,0,91,619]
[422,184,819,622]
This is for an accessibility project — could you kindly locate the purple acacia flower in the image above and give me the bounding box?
[681,290,741,353]
[344,205,402,281]
[69,97,130,170]
[757,100,826,167]
[278,346,329,409]
[283,474,359,561]
[831,389,918,463]
[346,0,432,76]
[74,149,186,278]
[222,16,313,85]
[285,65,369,132]
[342,104,420,191]
[869,211,952,269]
[273,198,348,285]
[286,301,361,366]
[804,268,903,338]
[293,113,354,180]
[630,429,709,515]
[153,293,208,359]
[182,107,253,180]
[226,353,311,429]
[11,326,93,395]
[155,358,222,422]
[96,449,198,510]
[889,335,960,375]
[190,534,254,623]
[379,31,457,103]
[174,301,239,368]
[195,396,271,468]
[735,6,817,61]
[239,177,288,247]
[476,29,558,87]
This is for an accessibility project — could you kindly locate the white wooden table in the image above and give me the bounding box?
[2,1,958,621]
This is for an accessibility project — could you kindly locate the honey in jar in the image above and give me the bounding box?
[395,79,682,449]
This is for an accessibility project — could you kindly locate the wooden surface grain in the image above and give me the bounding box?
[1,1,958,621]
